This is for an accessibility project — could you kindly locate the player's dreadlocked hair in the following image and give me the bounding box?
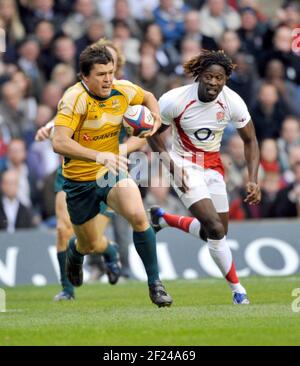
[184,50,235,81]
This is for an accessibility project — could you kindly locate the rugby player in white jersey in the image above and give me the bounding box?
[148,50,261,304]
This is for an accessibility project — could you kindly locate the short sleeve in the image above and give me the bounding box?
[230,92,251,129]
[54,88,87,131]
[158,93,174,126]
[114,80,144,106]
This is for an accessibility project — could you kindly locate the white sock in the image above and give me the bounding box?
[188,219,201,238]
[207,236,246,294]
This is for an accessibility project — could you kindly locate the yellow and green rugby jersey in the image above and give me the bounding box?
[54,80,144,181]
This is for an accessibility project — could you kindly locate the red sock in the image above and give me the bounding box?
[225,262,239,284]
[162,213,194,233]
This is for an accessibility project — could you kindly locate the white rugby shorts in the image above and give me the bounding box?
[170,152,229,213]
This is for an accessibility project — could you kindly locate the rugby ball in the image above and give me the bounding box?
[123,105,154,137]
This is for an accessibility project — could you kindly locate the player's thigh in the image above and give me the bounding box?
[98,214,110,235]
[205,169,229,233]
[72,214,106,253]
[55,191,73,248]
[106,178,148,231]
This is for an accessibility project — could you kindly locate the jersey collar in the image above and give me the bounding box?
[80,80,117,101]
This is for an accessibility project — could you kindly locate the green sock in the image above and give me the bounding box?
[102,242,118,263]
[68,236,84,264]
[57,251,74,295]
[133,227,159,285]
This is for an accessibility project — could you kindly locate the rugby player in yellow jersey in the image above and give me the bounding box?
[35,40,146,301]
[51,44,172,307]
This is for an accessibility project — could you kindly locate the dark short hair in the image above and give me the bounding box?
[79,45,114,77]
[184,49,235,81]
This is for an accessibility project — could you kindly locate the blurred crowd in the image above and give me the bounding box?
[1,0,300,233]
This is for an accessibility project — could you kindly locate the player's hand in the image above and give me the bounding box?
[244,182,261,205]
[96,152,129,176]
[141,111,161,138]
[35,125,52,141]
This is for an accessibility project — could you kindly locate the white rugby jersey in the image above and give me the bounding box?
[159,83,251,175]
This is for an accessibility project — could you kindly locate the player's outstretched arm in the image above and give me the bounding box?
[35,120,55,141]
[237,120,261,205]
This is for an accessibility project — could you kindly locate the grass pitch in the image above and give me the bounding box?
[0,276,300,346]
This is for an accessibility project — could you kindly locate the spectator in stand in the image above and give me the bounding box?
[34,20,56,80]
[259,25,300,85]
[218,30,243,60]
[0,169,35,232]
[62,0,100,41]
[251,82,291,142]
[274,1,300,33]
[0,139,39,209]
[185,0,205,9]
[17,36,45,100]
[52,36,77,73]
[112,0,143,40]
[272,160,300,218]
[227,52,258,107]
[41,81,63,114]
[21,0,63,34]
[96,0,159,22]
[75,17,108,62]
[50,64,76,90]
[11,69,38,145]
[260,138,281,174]
[183,10,218,51]
[143,22,179,75]
[199,0,241,42]
[0,0,25,63]
[237,6,267,60]
[132,55,168,99]
[258,58,300,117]
[229,169,282,220]
[283,145,300,184]
[277,116,300,172]
[0,81,36,141]
[153,0,189,47]
[174,37,202,78]
[224,133,245,190]
[112,20,141,65]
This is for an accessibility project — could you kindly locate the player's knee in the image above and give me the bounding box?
[56,222,73,250]
[203,218,225,240]
[78,235,108,254]
[128,210,148,231]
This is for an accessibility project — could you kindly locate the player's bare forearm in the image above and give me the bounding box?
[238,121,260,182]
[238,120,261,204]
[142,91,160,116]
[52,126,98,162]
[142,91,161,135]
[122,136,147,155]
